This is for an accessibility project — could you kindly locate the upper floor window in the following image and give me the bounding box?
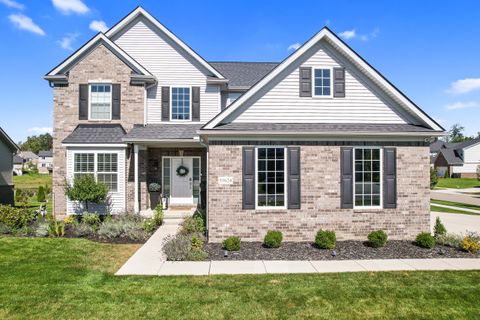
[354,148,382,208]
[90,84,111,120]
[171,87,191,120]
[313,68,332,97]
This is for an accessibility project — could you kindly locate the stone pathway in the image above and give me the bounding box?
[117,258,480,276]
[115,218,182,275]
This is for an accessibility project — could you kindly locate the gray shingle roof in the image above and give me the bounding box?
[455,137,480,150]
[209,62,278,89]
[38,150,53,157]
[209,123,437,133]
[63,124,126,144]
[13,154,23,164]
[0,126,19,152]
[438,148,463,165]
[123,124,203,141]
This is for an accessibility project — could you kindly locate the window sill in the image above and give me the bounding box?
[253,209,288,214]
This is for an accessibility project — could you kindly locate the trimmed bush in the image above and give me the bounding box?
[37,186,46,202]
[263,230,283,248]
[436,232,462,248]
[223,236,241,251]
[430,167,438,189]
[315,229,336,249]
[0,204,34,229]
[0,222,11,234]
[72,223,94,237]
[190,234,204,250]
[181,216,205,235]
[142,218,156,233]
[97,217,149,241]
[433,217,447,239]
[368,230,388,248]
[461,232,480,253]
[163,234,192,261]
[33,220,49,237]
[416,232,435,249]
[186,248,208,261]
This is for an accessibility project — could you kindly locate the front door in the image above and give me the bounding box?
[170,157,193,205]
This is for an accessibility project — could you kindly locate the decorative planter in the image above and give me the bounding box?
[149,191,161,209]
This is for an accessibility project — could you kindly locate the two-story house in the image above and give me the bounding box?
[37,150,53,174]
[45,7,444,242]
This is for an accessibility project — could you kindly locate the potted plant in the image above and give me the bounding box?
[148,182,161,209]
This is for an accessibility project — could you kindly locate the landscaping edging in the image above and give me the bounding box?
[204,240,480,260]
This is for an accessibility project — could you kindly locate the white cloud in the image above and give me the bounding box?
[8,14,45,36]
[27,127,53,134]
[0,0,24,9]
[89,20,108,33]
[287,42,301,51]
[339,29,356,40]
[52,0,89,15]
[58,33,79,50]
[444,101,479,110]
[447,78,480,94]
[339,28,379,41]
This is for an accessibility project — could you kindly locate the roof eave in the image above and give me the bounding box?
[198,129,446,137]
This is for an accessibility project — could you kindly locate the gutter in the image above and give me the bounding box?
[197,130,447,137]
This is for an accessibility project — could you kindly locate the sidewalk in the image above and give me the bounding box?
[431,189,480,206]
[117,258,480,276]
[431,203,480,214]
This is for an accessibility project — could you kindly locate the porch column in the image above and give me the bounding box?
[134,144,139,213]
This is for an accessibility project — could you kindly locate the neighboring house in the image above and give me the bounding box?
[12,155,24,176]
[18,151,38,169]
[431,138,480,178]
[45,7,444,241]
[37,150,53,174]
[0,127,19,205]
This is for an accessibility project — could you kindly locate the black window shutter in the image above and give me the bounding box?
[161,86,170,121]
[333,67,345,98]
[192,86,200,121]
[78,84,88,120]
[287,147,301,209]
[111,84,121,120]
[340,147,353,208]
[299,67,312,97]
[242,147,255,209]
[383,148,397,208]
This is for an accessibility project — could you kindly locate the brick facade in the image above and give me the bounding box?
[207,145,430,242]
[52,44,144,215]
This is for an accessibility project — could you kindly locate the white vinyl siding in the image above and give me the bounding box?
[66,148,126,214]
[231,42,407,124]
[452,143,480,174]
[112,17,221,123]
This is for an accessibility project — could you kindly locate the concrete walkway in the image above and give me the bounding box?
[116,258,480,276]
[431,212,480,234]
[115,218,182,275]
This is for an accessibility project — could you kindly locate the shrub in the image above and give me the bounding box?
[81,212,101,227]
[0,204,34,229]
[47,220,65,238]
[63,215,77,225]
[15,188,26,204]
[461,232,480,253]
[263,230,283,248]
[368,230,388,248]
[33,220,49,237]
[433,217,447,239]
[477,164,480,181]
[163,234,192,261]
[186,248,208,261]
[0,223,11,234]
[97,216,149,241]
[142,218,156,233]
[315,229,336,249]
[153,204,164,226]
[190,234,204,250]
[430,167,438,189]
[64,175,109,211]
[72,223,94,237]
[181,216,205,235]
[37,186,46,202]
[223,236,241,251]
[416,232,435,249]
[436,232,463,248]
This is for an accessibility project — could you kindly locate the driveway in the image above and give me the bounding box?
[431,212,480,234]
[431,189,480,206]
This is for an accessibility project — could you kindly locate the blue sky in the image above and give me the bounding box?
[1,0,479,143]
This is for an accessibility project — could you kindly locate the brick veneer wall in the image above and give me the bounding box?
[52,44,144,215]
[207,145,430,242]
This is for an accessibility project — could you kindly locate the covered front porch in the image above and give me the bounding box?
[125,124,207,214]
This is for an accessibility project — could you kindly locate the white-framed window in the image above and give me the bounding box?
[226,92,242,106]
[312,68,332,97]
[353,148,382,208]
[171,87,191,121]
[256,147,286,209]
[89,84,112,120]
[73,152,118,192]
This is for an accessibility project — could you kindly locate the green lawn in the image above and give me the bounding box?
[431,199,480,212]
[1,238,480,319]
[13,173,52,189]
[436,178,480,189]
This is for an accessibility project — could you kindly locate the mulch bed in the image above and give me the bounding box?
[204,240,480,260]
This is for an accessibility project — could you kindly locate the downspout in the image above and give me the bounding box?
[199,136,209,238]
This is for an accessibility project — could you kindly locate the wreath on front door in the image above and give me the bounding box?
[176,165,189,177]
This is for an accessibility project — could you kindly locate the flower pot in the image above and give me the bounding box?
[149,191,161,210]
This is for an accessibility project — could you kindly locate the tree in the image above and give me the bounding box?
[64,175,108,211]
[477,165,480,181]
[37,186,46,202]
[430,167,439,189]
[19,133,53,154]
[448,124,468,143]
